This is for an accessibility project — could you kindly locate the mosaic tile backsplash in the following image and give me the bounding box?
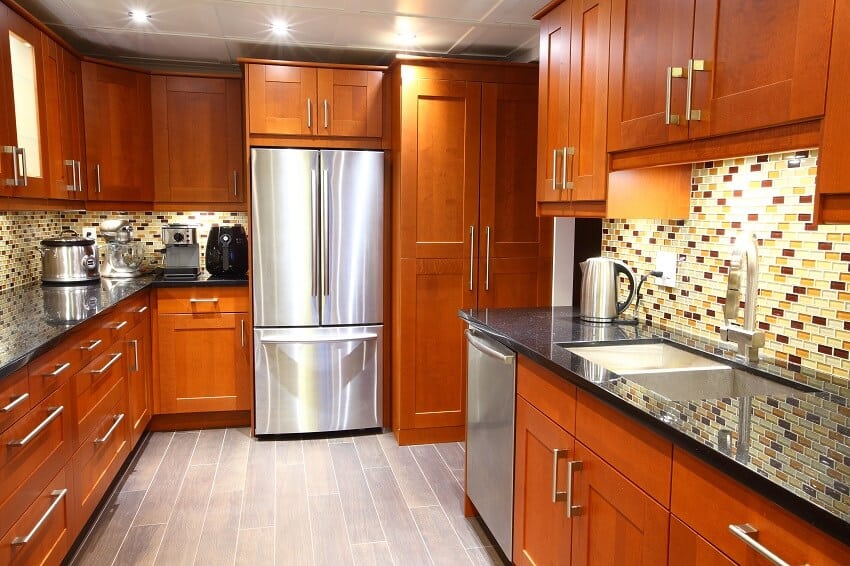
[0,210,248,291]
[603,148,850,384]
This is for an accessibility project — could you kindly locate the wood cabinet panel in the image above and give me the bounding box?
[672,448,850,566]
[516,355,577,434]
[669,515,734,566]
[513,396,574,565]
[41,36,74,200]
[81,61,153,201]
[0,467,71,566]
[247,64,316,136]
[317,68,382,138]
[571,440,670,566]
[156,286,249,314]
[152,75,243,203]
[125,319,151,447]
[0,367,30,435]
[74,347,126,446]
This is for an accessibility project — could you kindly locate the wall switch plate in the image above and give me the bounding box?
[656,251,677,287]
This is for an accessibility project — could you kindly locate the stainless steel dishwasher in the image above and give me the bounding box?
[465,325,516,558]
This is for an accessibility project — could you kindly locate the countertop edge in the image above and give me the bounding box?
[460,310,850,545]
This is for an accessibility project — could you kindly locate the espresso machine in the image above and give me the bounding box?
[162,224,200,279]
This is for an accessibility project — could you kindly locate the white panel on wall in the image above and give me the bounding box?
[552,217,575,307]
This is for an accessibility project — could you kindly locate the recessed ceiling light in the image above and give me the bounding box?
[396,31,417,43]
[128,10,151,24]
[271,20,289,35]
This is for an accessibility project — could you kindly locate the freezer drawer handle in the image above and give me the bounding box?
[260,332,379,344]
[11,489,68,546]
[465,330,514,364]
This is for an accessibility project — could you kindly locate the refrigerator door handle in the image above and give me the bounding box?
[321,168,330,298]
[311,168,319,297]
[260,332,379,344]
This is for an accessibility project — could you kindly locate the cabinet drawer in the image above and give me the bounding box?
[575,390,672,507]
[0,368,30,435]
[156,287,249,314]
[517,355,576,434]
[28,333,89,404]
[71,382,129,525]
[110,292,150,337]
[0,383,71,539]
[671,448,850,566]
[669,515,734,566]
[74,348,125,445]
[0,467,71,566]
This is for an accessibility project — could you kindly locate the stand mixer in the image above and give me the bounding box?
[99,219,145,278]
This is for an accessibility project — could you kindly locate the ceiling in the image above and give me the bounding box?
[16,0,549,72]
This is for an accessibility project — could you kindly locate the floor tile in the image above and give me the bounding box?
[133,431,199,526]
[113,524,165,566]
[240,438,276,529]
[376,433,438,508]
[304,438,338,495]
[119,432,172,493]
[154,464,216,564]
[194,490,243,566]
[235,526,275,565]
[329,442,385,544]
[309,494,355,566]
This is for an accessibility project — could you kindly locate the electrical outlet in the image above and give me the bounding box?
[83,228,96,240]
[656,251,677,287]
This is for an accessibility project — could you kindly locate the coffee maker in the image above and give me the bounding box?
[162,224,200,279]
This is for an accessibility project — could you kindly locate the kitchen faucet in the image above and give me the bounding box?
[719,232,765,362]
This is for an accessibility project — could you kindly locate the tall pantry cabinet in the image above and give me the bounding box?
[390,60,552,444]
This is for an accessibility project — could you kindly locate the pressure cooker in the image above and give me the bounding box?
[39,229,100,284]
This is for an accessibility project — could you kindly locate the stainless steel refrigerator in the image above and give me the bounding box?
[251,148,384,435]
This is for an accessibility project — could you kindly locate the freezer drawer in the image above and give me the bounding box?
[254,326,383,434]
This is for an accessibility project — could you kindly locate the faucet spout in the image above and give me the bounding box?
[720,232,765,362]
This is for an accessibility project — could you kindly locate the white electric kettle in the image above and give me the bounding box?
[579,257,636,322]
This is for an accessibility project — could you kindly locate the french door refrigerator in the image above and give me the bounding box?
[251,148,384,435]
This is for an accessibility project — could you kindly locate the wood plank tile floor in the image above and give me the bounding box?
[67,429,507,566]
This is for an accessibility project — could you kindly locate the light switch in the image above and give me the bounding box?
[656,251,677,287]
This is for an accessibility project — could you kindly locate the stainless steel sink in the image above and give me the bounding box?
[563,341,818,401]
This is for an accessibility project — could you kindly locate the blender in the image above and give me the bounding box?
[99,219,146,278]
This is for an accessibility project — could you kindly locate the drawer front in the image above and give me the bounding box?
[0,368,30,436]
[0,383,71,539]
[517,355,577,434]
[74,348,125,445]
[157,286,249,314]
[672,448,850,566]
[575,390,672,507]
[71,381,129,525]
[115,291,150,330]
[28,336,85,405]
[0,467,71,566]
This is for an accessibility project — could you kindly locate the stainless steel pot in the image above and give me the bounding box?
[42,284,101,324]
[39,229,100,284]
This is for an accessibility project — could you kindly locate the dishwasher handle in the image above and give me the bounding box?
[466,330,515,364]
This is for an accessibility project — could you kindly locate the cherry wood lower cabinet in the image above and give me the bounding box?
[668,516,734,566]
[125,318,152,446]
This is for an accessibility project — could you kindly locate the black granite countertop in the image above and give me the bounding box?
[151,271,249,287]
[0,273,249,380]
[460,306,850,543]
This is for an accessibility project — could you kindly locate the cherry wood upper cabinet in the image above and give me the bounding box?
[151,75,243,204]
[247,64,316,136]
[316,68,382,138]
[82,61,153,202]
[608,0,834,152]
[0,7,51,198]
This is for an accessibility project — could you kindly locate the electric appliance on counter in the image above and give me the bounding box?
[252,148,384,435]
[161,224,200,279]
[39,230,100,285]
[465,326,516,559]
[205,224,248,277]
[579,257,636,322]
[99,219,145,278]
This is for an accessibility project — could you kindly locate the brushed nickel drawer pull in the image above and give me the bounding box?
[189,298,219,304]
[8,406,64,447]
[47,362,71,377]
[80,339,102,352]
[566,460,583,517]
[136,306,149,313]
[551,448,568,503]
[11,488,68,546]
[728,524,791,566]
[94,413,125,445]
[113,320,128,330]
[91,353,122,375]
[1,392,29,413]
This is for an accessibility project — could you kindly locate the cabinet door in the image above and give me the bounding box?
[513,396,574,566]
[607,0,694,151]
[536,1,571,203]
[125,320,151,446]
[571,441,670,565]
[60,49,86,194]
[568,0,611,203]
[156,312,250,414]
[398,77,481,259]
[82,62,153,201]
[688,0,833,139]
[0,9,51,198]
[397,258,474,431]
[668,516,734,566]
[247,64,317,136]
[317,68,382,138]
[152,75,243,203]
[41,36,73,200]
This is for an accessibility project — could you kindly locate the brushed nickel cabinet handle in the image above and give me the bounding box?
[552,448,568,503]
[17,147,27,187]
[241,319,245,348]
[95,163,102,193]
[307,98,313,129]
[469,225,475,291]
[189,298,219,304]
[129,339,139,372]
[323,99,329,129]
[564,146,575,190]
[665,66,683,125]
[80,339,102,351]
[3,146,19,186]
[8,406,64,447]
[728,524,791,566]
[566,460,583,517]
[686,59,705,121]
[1,392,29,413]
[91,352,122,375]
[11,488,68,546]
[113,320,128,330]
[65,159,76,192]
[46,362,71,377]
[233,170,238,197]
[551,148,558,190]
[136,306,149,313]
[484,226,491,291]
[94,413,125,445]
